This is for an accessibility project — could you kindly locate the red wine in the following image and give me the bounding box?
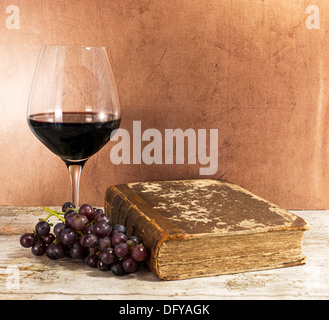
[28,112,121,166]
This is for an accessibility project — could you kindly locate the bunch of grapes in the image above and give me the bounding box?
[19,202,148,276]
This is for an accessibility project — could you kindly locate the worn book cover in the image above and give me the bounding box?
[105,179,309,280]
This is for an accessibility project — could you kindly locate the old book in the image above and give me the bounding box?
[105,179,309,280]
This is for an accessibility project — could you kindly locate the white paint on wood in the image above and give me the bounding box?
[0,207,328,299]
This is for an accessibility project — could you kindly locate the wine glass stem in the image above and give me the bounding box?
[68,164,82,208]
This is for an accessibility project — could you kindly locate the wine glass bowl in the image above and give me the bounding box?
[27,45,121,207]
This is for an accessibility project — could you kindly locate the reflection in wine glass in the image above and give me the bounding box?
[27,45,121,207]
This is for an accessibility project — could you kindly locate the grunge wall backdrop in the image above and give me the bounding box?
[0,0,326,209]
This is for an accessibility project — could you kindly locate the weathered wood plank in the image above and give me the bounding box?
[0,206,61,235]
[0,207,329,299]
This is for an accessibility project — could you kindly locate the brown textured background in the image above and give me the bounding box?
[0,0,327,209]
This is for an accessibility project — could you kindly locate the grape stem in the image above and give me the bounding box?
[41,207,65,223]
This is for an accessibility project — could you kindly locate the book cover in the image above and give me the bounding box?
[105,179,309,280]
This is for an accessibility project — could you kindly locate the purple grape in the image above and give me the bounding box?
[20,233,36,248]
[35,221,50,236]
[111,233,127,246]
[111,224,126,236]
[46,243,66,260]
[62,202,76,212]
[78,204,94,221]
[114,243,129,258]
[41,233,55,245]
[111,262,126,276]
[98,236,112,250]
[100,247,116,265]
[128,235,140,245]
[94,208,104,215]
[114,224,126,233]
[97,260,111,271]
[67,214,89,231]
[82,233,99,248]
[86,254,99,268]
[31,241,46,256]
[92,208,103,220]
[65,211,78,228]
[70,242,88,260]
[93,221,111,237]
[60,228,78,245]
[54,223,66,237]
[94,213,111,224]
[85,224,94,234]
[122,257,139,273]
[131,245,148,262]
[64,209,77,219]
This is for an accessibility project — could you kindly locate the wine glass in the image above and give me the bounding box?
[27,45,121,207]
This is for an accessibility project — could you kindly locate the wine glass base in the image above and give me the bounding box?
[63,158,88,168]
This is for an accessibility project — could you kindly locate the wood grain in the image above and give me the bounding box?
[0,207,328,299]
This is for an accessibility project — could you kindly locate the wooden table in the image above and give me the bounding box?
[0,206,328,300]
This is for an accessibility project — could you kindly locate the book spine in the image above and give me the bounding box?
[104,185,168,279]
